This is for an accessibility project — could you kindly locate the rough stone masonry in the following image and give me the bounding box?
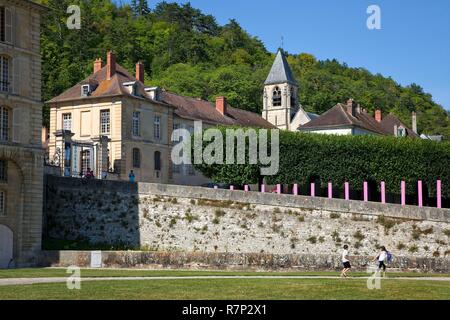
[43,176,450,271]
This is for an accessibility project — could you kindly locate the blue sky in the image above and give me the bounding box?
[119,0,450,110]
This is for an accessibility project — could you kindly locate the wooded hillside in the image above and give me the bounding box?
[38,0,450,138]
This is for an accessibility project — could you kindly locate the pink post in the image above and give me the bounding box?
[418,180,423,207]
[261,184,265,193]
[310,183,315,197]
[244,185,249,192]
[293,184,298,196]
[363,181,368,202]
[437,180,442,209]
[328,182,333,199]
[381,181,386,204]
[344,182,350,201]
[277,184,282,194]
[230,185,234,191]
[401,181,406,206]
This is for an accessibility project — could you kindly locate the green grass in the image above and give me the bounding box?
[0,268,449,279]
[0,278,449,300]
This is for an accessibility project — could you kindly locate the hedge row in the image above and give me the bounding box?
[193,127,450,197]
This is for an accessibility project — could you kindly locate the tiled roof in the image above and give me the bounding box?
[161,91,276,129]
[49,61,274,129]
[299,103,387,135]
[48,64,152,104]
[379,114,419,137]
[265,49,297,85]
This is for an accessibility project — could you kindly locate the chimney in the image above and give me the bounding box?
[94,58,103,73]
[412,111,418,134]
[216,96,227,115]
[375,109,382,123]
[346,98,356,116]
[106,51,116,80]
[136,61,144,83]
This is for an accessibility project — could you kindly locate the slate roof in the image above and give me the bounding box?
[49,61,275,129]
[264,49,297,85]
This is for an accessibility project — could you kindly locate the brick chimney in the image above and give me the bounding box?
[94,58,103,73]
[136,61,144,83]
[412,111,418,134]
[216,96,227,115]
[346,98,356,116]
[375,109,382,123]
[106,51,116,80]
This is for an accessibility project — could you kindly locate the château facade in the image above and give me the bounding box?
[0,0,45,268]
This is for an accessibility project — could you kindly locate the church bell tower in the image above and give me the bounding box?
[262,49,298,130]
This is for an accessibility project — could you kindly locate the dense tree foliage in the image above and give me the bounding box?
[193,127,450,198]
[38,0,450,139]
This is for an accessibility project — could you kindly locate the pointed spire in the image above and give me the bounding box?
[264,49,297,85]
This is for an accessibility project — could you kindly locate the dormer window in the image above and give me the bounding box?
[81,84,91,97]
[145,87,160,101]
[397,126,406,137]
[123,81,138,96]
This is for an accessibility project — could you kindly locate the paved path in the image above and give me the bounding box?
[1,276,449,286]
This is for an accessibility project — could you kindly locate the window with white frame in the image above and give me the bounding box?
[81,84,91,97]
[0,190,5,216]
[100,110,110,134]
[154,115,161,140]
[0,160,6,182]
[0,56,10,92]
[81,149,91,175]
[397,126,406,137]
[62,113,72,131]
[0,106,9,141]
[132,111,140,137]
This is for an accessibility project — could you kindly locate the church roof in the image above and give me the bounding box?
[264,49,297,86]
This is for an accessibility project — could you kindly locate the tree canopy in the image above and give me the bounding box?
[38,0,450,139]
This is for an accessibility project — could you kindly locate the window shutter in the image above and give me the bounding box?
[12,107,21,143]
[4,8,12,44]
[12,56,20,94]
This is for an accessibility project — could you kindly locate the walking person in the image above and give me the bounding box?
[341,245,351,278]
[373,246,389,278]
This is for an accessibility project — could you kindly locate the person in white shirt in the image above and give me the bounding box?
[341,245,351,278]
[373,246,388,277]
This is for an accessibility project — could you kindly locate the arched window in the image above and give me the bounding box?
[154,151,161,171]
[272,87,282,107]
[0,106,9,141]
[0,56,10,92]
[132,148,141,168]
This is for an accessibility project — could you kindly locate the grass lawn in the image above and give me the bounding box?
[0,278,449,300]
[1,268,449,279]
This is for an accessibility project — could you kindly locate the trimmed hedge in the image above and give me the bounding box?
[193,128,450,197]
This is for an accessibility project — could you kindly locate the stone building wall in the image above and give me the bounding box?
[0,0,45,268]
[44,177,450,270]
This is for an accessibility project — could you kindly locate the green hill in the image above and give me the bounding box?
[39,0,450,138]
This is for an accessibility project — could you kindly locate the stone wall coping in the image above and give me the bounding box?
[47,176,450,223]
